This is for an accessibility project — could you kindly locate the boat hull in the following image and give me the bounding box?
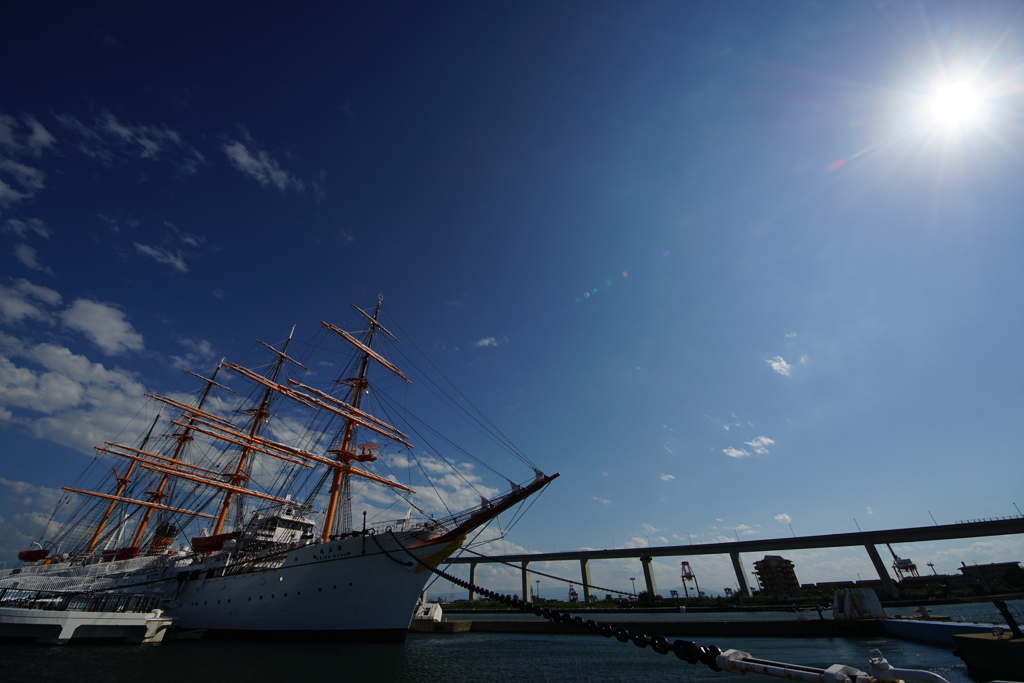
[163,531,459,640]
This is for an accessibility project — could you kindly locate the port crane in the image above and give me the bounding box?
[886,543,920,579]
[680,561,700,598]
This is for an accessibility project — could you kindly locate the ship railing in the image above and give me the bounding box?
[4,552,173,579]
[0,587,161,614]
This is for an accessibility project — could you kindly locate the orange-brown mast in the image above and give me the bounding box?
[322,298,393,541]
[85,409,163,552]
[212,327,304,535]
[130,364,227,548]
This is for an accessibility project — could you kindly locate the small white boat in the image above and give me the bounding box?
[0,589,172,644]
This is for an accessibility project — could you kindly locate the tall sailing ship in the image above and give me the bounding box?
[0,299,557,641]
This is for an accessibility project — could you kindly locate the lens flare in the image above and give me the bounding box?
[929,82,982,126]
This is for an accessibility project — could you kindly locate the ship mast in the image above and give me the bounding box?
[212,327,300,536]
[84,409,162,552]
[129,364,227,548]
[322,298,387,541]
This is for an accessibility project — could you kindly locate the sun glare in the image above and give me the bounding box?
[929,82,982,127]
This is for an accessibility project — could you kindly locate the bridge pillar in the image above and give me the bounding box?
[640,555,658,597]
[469,561,478,601]
[580,558,593,603]
[521,560,532,602]
[864,544,898,597]
[730,551,752,597]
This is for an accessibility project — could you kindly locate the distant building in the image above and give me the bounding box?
[753,555,800,594]
[957,561,1023,585]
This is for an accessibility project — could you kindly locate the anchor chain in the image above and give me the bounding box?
[380,532,723,672]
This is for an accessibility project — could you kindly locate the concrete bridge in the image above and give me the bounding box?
[446,517,1024,601]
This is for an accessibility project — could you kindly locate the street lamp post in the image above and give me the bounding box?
[535,580,540,602]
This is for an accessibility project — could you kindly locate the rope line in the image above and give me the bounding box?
[379,532,723,672]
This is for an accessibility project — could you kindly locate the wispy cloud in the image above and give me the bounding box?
[723,447,750,458]
[223,136,303,192]
[170,337,216,370]
[766,356,791,376]
[13,244,53,275]
[744,436,774,455]
[592,496,611,505]
[473,336,498,348]
[0,280,56,324]
[3,218,50,239]
[659,473,675,481]
[134,242,188,272]
[56,110,204,174]
[0,114,56,157]
[774,513,792,524]
[785,332,797,338]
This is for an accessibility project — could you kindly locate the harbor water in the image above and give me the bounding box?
[0,601,1018,683]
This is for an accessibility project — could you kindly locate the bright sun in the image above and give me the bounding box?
[929,82,983,127]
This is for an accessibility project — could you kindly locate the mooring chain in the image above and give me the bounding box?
[380,532,723,672]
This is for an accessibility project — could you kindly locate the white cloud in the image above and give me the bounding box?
[61,300,144,355]
[734,524,756,536]
[0,179,28,206]
[0,159,45,190]
[223,139,303,192]
[659,473,675,481]
[11,280,61,307]
[0,339,149,454]
[0,279,60,324]
[473,337,498,348]
[0,114,56,157]
[0,111,54,206]
[3,218,50,239]
[0,478,63,510]
[592,496,611,505]
[723,447,750,458]
[170,337,216,370]
[384,453,500,515]
[866,507,874,514]
[0,160,45,206]
[766,356,791,376]
[56,111,204,173]
[744,436,774,455]
[24,117,56,155]
[775,513,792,524]
[134,242,188,272]
[785,332,797,338]
[14,243,54,275]
[799,354,809,365]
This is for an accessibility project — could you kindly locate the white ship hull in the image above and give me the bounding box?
[165,532,458,641]
[1,531,462,642]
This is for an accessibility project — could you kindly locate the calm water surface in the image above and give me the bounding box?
[1,601,1018,683]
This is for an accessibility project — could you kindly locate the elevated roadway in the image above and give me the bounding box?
[446,517,1024,601]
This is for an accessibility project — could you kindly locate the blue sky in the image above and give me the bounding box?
[1,1,1023,596]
